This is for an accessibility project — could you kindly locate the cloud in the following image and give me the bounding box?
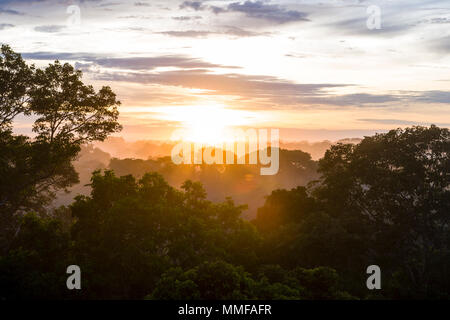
[359,118,450,127]
[172,15,202,21]
[0,23,14,30]
[429,36,450,55]
[179,0,309,24]
[34,25,66,33]
[92,56,234,70]
[210,5,226,14]
[158,26,269,38]
[419,17,450,24]
[0,8,23,15]
[22,52,99,61]
[90,68,354,108]
[22,52,241,70]
[226,1,309,24]
[179,1,204,11]
[157,30,213,38]
[118,15,152,20]
[20,44,450,110]
[327,17,414,37]
[85,66,450,109]
[27,52,422,109]
[134,1,150,6]
[316,93,400,106]
[97,2,122,8]
[222,26,270,37]
[412,90,450,103]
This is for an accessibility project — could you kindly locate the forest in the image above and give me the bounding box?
[1,45,449,300]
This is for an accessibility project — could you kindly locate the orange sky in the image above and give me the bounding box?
[3,0,450,142]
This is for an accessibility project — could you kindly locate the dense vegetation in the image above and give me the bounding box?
[107,148,318,218]
[1,46,449,300]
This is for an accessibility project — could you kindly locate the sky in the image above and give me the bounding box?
[1,0,449,142]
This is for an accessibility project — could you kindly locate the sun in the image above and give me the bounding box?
[181,105,236,144]
[162,104,257,145]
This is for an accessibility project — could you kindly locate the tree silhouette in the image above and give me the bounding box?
[1,46,449,300]
[0,46,121,247]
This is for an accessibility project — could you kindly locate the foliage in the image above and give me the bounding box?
[68,170,260,299]
[0,213,70,299]
[1,46,449,300]
[108,148,319,218]
[0,45,121,250]
[255,125,450,299]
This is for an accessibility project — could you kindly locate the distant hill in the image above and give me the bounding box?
[95,137,362,161]
[53,137,362,217]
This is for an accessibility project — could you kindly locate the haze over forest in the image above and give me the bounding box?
[54,137,361,218]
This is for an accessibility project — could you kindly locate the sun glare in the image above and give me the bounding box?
[160,104,258,145]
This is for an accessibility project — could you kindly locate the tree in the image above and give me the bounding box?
[0,46,122,245]
[0,45,33,130]
[0,213,71,299]
[68,170,261,299]
[254,126,450,298]
[149,260,255,300]
[30,61,121,145]
[254,186,316,232]
[148,260,351,300]
[315,125,450,298]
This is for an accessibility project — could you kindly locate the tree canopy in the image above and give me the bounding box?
[0,46,449,300]
[0,45,121,246]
